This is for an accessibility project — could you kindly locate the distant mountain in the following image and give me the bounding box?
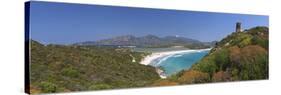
[74,35,211,49]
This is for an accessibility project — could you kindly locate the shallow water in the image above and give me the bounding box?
[149,50,209,76]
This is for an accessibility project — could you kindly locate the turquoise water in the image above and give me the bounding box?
[149,50,209,76]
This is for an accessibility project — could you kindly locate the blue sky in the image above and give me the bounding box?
[29,1,269,45]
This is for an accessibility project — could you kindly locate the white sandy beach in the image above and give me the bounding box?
[140,48,212,65]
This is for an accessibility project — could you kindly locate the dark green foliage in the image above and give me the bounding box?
[231,68,239,80]
[39,82,58,93]
[191,48,230,77]
[252,36,268,49]
[191,56,217,76]
[61,67,79,78]
[214,49,230,71]
[30,40,160,93]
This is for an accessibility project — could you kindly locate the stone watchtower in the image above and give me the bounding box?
[236,22,242,32]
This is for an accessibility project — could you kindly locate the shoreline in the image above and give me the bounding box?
[140,48,212,78]
[140,48,212,65]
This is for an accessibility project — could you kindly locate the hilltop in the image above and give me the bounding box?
[152,26,269,86]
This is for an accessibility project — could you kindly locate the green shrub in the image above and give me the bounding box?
[252,36,268,49]
[192,55,218,76]
[238,36,252,47]
[39,82,57,93]
[214,49,230,71]
[62,67,79,78]
[89,84,112,90]
[231,68,239,80]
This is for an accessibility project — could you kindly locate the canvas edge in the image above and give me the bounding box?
[24,1,31,94]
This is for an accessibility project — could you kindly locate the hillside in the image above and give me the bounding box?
[29,40,160,94]
[152,26,269,86]
[74,35,211,49]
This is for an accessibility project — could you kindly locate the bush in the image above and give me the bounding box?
[39,82,57,93]
[238,36,252,48]
[214,49,230,71]
[61,67,79,78]
[239,45,268,80]
[89,84,112,90]
[231,68,239,80]
[178,70,210,84]
[192,55,218,76]
[252,36,268,49]
[212,71,231,82]
[229,46,241,65]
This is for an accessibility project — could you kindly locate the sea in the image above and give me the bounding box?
[149,49,209,76]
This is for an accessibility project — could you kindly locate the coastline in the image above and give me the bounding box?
[140,48,212,65]
[140,48,212,78]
